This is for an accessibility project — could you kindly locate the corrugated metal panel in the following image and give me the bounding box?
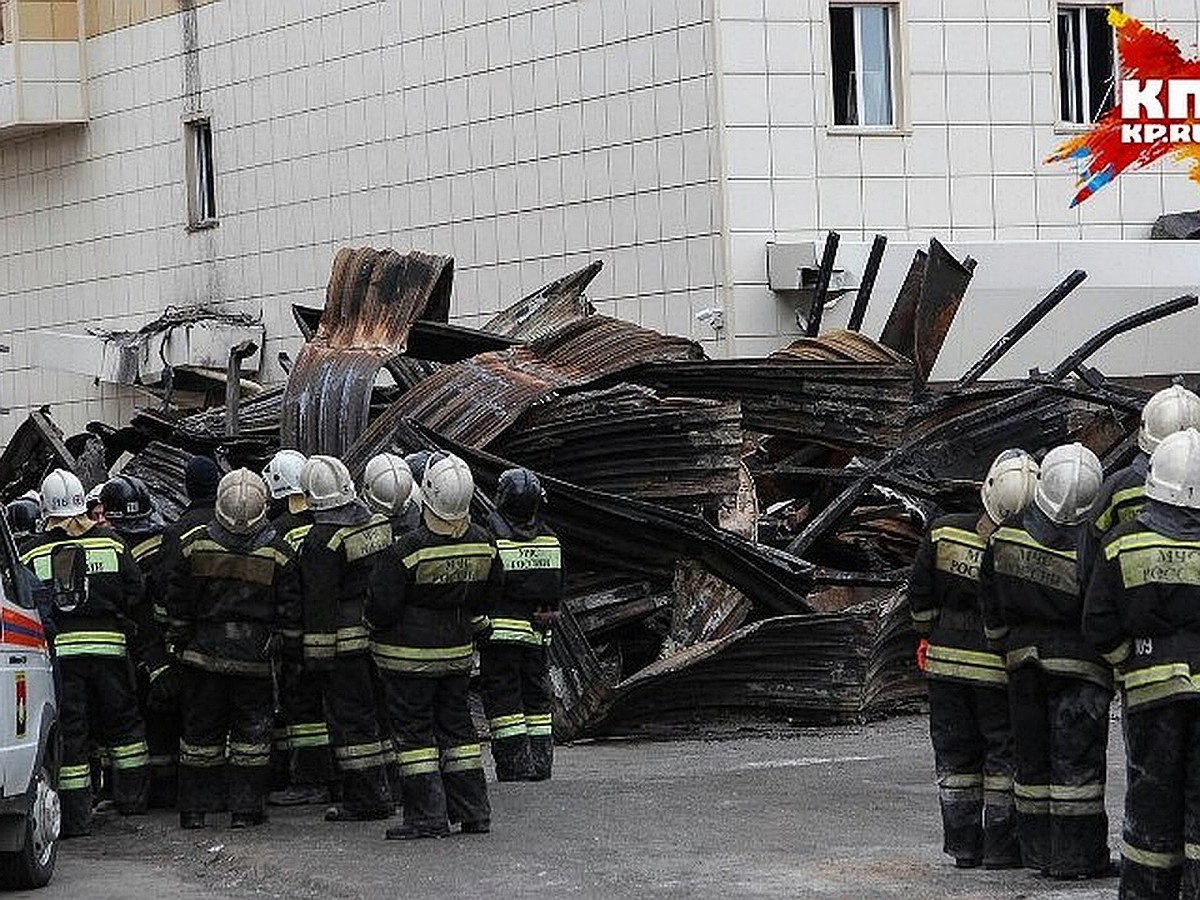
[280,248,453,455]
[344,315,704,471]
[482,261,602,340]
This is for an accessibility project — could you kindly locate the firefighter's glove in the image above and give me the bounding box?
[532,610,560,633]
[147,665,181,713]
[916,637,929,672]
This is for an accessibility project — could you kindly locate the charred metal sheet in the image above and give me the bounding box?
[293,304,517,363]
[344,316,704,470]
[494,384,742,515]
[564,576,674,637]
[382,419,816,616]
[0,409,81,497]
[912,239,976,387]
[592,588,917,737]
[548,604,616,742]
[772,329,908,364]
[659,560,753,658]
[879,248,926,360]
[623,356,914,454]
[482,261,602,341]
[280,248,453,456]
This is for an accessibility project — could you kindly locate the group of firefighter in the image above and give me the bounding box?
[6,445,563,841]
[911,383,1200,899]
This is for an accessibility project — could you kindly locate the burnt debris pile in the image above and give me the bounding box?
[5,237,1194,740]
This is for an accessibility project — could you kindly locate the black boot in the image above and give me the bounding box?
[527,736,553,781]
[398,771,449,835]
[490,736,533,782]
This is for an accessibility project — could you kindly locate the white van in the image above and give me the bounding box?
[0,516,59,889]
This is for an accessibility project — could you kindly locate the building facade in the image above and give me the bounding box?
[1,0,1199,446]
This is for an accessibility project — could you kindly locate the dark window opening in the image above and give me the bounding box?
[1058,5,1118,124]
[186,119,218,228]
[830,4,896,128]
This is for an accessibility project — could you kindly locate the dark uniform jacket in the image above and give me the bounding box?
[298,503,392,667]
[165,521,302,677]
[19,522,144,659]
[123,524,172,683]
[156,500,216,630]
[1079,452,1149,578]
[908,513,1006,687]
[980,506,1112,689]
[365,520,497,676]
[484,511,563,647]
[1084,501,1200,711]
[272,509,315,554]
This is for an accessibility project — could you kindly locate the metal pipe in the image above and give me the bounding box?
[953,269,1087,391]
[225,340,258,437]
[847,234,887,332]
[1049,293,1198,382]
[805,231,840,337]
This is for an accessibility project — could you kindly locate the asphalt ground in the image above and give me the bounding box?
[19,714,1127,899]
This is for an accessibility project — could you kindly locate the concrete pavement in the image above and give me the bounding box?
[23,714,1126,899]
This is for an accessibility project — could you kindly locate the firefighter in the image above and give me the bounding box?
[298,455,394,822]
[1084,427,1200,898]
[479,468,563,782]
[156,456,221,630]
[100,475,179,808]
[1081,385,1200,575]
[20,468,150,837]
[363,453,420,535]
[367,452,496,840]
[165,469,302,829]
[910,449,1038,869]
[980,442,1113,879]
[261,450,336,808]
[5,493,41,541]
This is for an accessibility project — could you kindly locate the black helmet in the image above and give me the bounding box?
[404,451,434,486]
[496,468,544,525]
[100,475,153,525]
[5,497,40,539]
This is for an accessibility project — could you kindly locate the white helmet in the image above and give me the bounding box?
[981,449,1039,524]
[215,469,270,534]
[262,449,308,500]
[363,454,414,515]
[40,469,87,518]
[421,453,474,524]
[1034,443,1103,525]
[1139,385,1200,454]
[301,455,356,511]
[1145,427,1200,508]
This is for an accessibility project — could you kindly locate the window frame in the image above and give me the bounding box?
[184,114,219,231]
[825,0,909,136]
[1053,1,1121,133]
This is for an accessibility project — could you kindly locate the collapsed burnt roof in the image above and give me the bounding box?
[4,236,1196,740]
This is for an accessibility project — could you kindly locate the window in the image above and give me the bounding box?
[185,118,218,228]
[830,4,899,128]
[1057,4,1119,125]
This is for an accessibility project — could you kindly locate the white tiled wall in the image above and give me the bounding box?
[2,0,1199,449]
[717,0,1200,350]
[0,0,724,446]
[0,38,86,128]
